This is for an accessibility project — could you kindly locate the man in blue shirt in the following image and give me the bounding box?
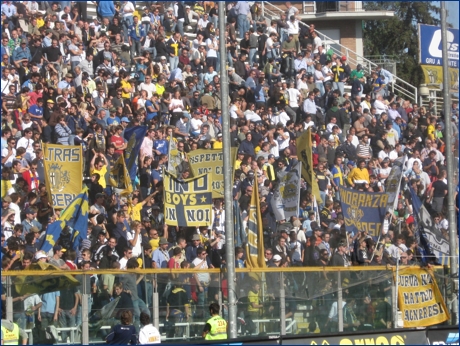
[135,56,147,83]
[234,1,250,39]
[28,97,44,122]
[106,108,121,126]
[1,1,17,32]
[12,40,31,66]
[153,130,168,158]
[128,16,146,63]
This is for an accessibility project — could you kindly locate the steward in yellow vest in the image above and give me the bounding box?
[1,319,28,345]
[202,303,227,340]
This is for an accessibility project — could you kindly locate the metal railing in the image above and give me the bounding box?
[2,265,456,345]
[261,1,418,102]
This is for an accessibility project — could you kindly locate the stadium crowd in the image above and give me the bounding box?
[0,0,459,341]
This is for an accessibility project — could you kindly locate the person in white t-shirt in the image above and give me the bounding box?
[276,126,290,151]
[118,247,133,270]
[287,82,301,109]
[271,109,290,126]
[139,312,161,344]
[127,221,142,257]
[190,111,203,136]
[244,103,262,123]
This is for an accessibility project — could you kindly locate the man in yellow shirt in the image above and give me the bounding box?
[426,116,437,141]
[247,281,263,319]
[212,133,223,149]
[90,153,108,188]
[120,74,132,100]
[154,76,166,97]
[347,159,370,188]
[128,190,158,222]
[234,151,245,170]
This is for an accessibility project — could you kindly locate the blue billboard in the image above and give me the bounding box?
[419,24,459,68]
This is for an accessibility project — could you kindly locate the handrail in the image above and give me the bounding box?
[2,265,447,276]
[261,1,418,102]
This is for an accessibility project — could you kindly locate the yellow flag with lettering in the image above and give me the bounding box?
[43,144,83,209]
[296,128,322,204]
[245,181,266,269]
[187,148,238,198]
[397,267,450,327]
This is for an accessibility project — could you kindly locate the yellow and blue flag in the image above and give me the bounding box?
[296,128,322,205]
[123,126,148,181]
[40,187,89,253]
[245,181,266,269]
[109,154,133,196]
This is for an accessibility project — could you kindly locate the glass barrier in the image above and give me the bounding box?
[3,265,456,344]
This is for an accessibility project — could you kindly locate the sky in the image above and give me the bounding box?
[445,2,459,29]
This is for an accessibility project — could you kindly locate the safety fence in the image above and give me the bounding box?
[2,265,457,344]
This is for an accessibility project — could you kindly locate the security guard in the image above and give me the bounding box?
[1,306,28,345]
[202,303,227,340]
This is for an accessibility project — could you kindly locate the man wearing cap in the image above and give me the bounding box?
[152,237,170,269]
[49,245,68,270]
[12,39,31,67]
[184,234,202,262]
[2,208,16,240]
[57,72,74,95]
[263,154,277,181]
[21,207,42,234]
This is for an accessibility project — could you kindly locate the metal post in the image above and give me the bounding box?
[219,1,237,339]
[141,246,148,307]
[82,274,89,345]
[280,272,286,336]
[441,2,458,324]
[6,276,13,321]
[394,253,400,327]
[261,1,265,17]
[153,274,160,330]
[218,272,223,312]
[337,271,343,332]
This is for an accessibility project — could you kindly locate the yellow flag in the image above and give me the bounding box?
[296,128,322,204]
[109,154,133,196]
[397,267,450,327]
[43,144,83,209]
[245,181,266,269]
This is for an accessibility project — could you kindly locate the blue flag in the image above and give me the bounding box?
[124,126,148,181]
[40,187,89,253]
[338,186,387,237]
[409,187,450,264]
[234,200,246,247]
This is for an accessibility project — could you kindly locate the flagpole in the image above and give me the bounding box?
[441,1,458,324]
[218,1,237,338]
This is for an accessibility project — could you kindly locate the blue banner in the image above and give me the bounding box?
[338,186,387,236]
[410,187,450,265]
[418,24,459,68]
[123,126,148,181]
[40,187,89,253]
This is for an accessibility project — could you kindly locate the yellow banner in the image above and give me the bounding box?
[296,128,322,204]
[397,267,450,328]
[164,173,213,227]
[245,180,266,269]
[109,154,133,196]
[188,148,238,198]
[43,144,83,209]
[421,65,459,93]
